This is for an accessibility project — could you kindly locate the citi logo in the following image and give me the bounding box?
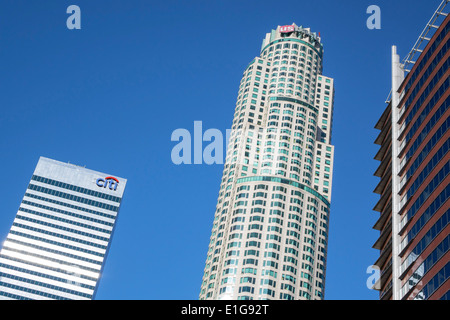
[96,176,119,191]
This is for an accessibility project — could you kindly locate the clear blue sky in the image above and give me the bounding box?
[0,0,441,300]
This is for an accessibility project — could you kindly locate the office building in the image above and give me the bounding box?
[200,23,335,300]
[0,157,127,300]
[372,1,449,300]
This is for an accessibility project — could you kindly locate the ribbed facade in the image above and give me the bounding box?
[200,23,335,300]
[0,157,127,300]
[373,98,394,299]
[373,13,449,300]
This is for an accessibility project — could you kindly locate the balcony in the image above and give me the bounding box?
[372,200,392,231]
[372,219,392,250]
[380,279,393,300]
[373,258,392,292]
[374,123,391,146]
[373,183,392,213]
[374,138,391,161]
[374,238,392,269]
[374,148,391,178]
[373,167,391,195]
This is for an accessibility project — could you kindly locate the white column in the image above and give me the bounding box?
[390,45,404,300]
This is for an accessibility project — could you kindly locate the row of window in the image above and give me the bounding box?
[402,56,448,127]
[224,162,330,195]
[18,207,112,235]
[261,38,322,63]
[269,58,318,72]
[217,281,320,300]
[4,237,103,266]
[12,222,108,250]
[0,283,68,300]
[268,49,318,63]
[24,193,116,221]
[401,235,449,298]
[202,236,325,294]
[403,185,449,247]
[413,262,449,300]
[404,116,449,182]
[238,86,315,108]
[9,230,105,258]
[404,19,448,92]
[0,260,95,290]
[27,184,119,212]
[439,290,450,300]
[206,233,325,265]
[235,282,316,296]
[238,63,320,107]
[236,176,330,207]
[21,199,115,227]
[15,214,110,243]
[401,161,449,221]
[31,175,122,203]
[402,141,448,202]
[404,94,448,156]
[402,40,449,115]
[202,274,322,300]
[270,96,319,114]
[401,210,449,274]
[234,290,314,300]
[0,272,91,299]
[2,244,101,277]
[404,93,449,162]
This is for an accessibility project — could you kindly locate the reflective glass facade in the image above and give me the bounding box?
[373,14,449,300]
[0,157,127,300]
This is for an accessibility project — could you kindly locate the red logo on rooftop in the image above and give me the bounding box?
[280,25,295,33]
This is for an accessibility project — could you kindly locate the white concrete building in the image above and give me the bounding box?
[200,24,335,300]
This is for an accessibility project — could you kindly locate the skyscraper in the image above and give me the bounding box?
[0,157,127,300]
[200,23,335,300]
[372,2,449,300]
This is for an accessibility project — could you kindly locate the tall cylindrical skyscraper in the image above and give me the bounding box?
[199,23,335,300]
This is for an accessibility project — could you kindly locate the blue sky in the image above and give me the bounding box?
[0,0,441,300]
